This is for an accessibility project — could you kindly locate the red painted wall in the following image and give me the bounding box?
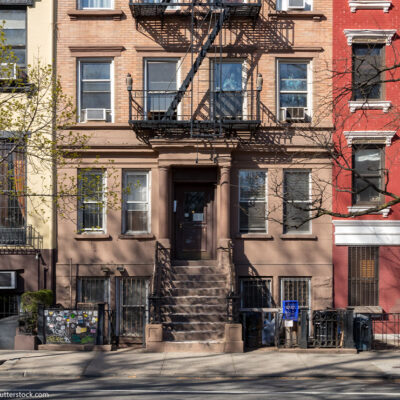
[333,2,400,310]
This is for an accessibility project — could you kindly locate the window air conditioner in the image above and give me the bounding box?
[281,107,306,121]
[0,63,17,80]
[0,271,17,289]
[83,108,107,121]
[288,0,306,9]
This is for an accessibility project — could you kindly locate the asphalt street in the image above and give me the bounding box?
[1,377,400,400]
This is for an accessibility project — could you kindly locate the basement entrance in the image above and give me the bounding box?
[173,168,217,260]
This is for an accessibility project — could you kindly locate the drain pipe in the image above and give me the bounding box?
[69,258,72,308]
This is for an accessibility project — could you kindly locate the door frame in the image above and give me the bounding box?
[173,182,217,260]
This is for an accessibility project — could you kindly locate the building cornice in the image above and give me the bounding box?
[348,0,392,12]
[343,29,396,45]
[343,130,396,147]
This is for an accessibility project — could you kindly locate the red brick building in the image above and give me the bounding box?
[333,0,400,312]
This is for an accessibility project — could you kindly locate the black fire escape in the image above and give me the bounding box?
[127,0,262,138]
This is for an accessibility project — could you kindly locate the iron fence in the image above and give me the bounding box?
[0,294,19,319]
[312,310,346,348]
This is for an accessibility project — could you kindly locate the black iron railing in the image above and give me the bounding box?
[128,89,261,136]
[0,225,42,251]
[226,240,240,323]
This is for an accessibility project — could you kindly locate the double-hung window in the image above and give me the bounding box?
[78,60,112,122]
[78,0,113,9]
[77,169,106,233]
[0,8,26,81]
[145,60,177,120]
[278,61,310,121]
[123,171,151,234]
[239,170,267,233]
[0,141,26,245]
[283,170,311,234]
[352,146,384,205]
[352,44,384,101]
[348,247,379,306]
[276,0,312,11]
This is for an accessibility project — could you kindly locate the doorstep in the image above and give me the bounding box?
[38,344,114,351]
[247,347,357,354]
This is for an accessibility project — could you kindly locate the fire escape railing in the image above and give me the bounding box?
[0,225,43,254]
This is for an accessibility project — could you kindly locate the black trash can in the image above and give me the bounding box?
[354,314,372,351]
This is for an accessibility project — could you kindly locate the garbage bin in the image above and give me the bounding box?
[353,314,372,351]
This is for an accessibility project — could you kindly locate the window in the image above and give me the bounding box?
[281,277,311,309]
[77,169,106,233]
[278,61,310,121]
[0,141,26,245]
[239,170,267,233]
[123,171,151,234]
[77,277,109,304]
[276,0,312,11]
[352,44,384,100]
[78,0,113,9]
[213,61,244,119]
[283,170,311,234]
[0,9,26,68]
[349,247,379,306]
[353,146,384,205]
[240,278,272,308]
[145,60,177,120]
[78,60,112,122]
[0,294,19,319]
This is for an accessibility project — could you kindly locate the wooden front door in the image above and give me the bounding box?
[174,184,215,260]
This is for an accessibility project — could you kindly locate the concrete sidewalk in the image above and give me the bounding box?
[1,349,400,379]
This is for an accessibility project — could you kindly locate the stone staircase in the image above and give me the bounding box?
[160,262,228,350]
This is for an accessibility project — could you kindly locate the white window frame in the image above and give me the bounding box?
[78,0,114,10]
[276,59,312,122]
[122,170,151,234]
[77,169,107,234]
[144,58,180,120]
[77,58,114,123]
[0,271,16,289]
[276,0,312,11]
[238,169,268,234]
[283,169,312,234]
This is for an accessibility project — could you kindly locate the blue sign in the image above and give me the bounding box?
[283,300,299,321]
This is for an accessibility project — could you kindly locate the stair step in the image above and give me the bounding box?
[162,341,225,352]
[164,322,225,331]
[160,305,226,314]
[165,288,227,297]
[171,266,222,275]
[165,330,225,341]
[171,274,227,281]
[164,313,227,323]
[161,296,226,306]
[171,260,218,266]
[169,280,226,289]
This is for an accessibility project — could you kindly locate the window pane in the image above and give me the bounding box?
[240,201,266,232]
[4,30,26,46]
[284,172,309,201]
[280,78,307,92]
[82,82,111,92]
[284,202,310,233]
[79,278,108,303]
[354,177,381,204]
[82,203,103,229]
[280,63,307,80]
[147,62,177,91]
[80,0,112,8]
[0,10,26,29]
[126,174,147,202]
[10,48,25,65]
[239,170,266,200]
[82,63,110,80]
[354,148,381,174]
[82,92,111,109]
[147,93,174,112]
[280,93,307,107]
[214,63,242,91]
[125,209,148,232]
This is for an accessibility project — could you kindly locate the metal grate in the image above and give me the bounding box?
[349,247,379,306]
[281,277,310,308]
[0,294,19,319]
[77,277,109,304]
[119,277,148,338]
[240,278,271,308]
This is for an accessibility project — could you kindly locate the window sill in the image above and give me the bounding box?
[280,234,317,240]
[349,306,383,314]
[348,100,392,113]
[348,205,391,217]
[236,234,273,240]
[74,233,111,240]
[269,11,325,21]
[67,9,124,20]
[118,233,155,240]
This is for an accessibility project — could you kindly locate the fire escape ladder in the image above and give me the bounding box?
[162,7,230,120]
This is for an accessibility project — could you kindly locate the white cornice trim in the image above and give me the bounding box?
[333,220,400,245]
[343,29,396,45]
[343,130,396,147]
[348,0,392,12]
[347,206,391,217]
[348,100,392,113]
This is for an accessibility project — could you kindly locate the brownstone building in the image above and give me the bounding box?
[56,0,333,351]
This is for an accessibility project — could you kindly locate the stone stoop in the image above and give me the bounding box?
[146,263,243,353]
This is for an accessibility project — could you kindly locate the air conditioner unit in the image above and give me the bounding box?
[288,0,306,9]
[0,63,17,80]
[83,108,107,121]
[0,271,16,289]
[281,107,306,121]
